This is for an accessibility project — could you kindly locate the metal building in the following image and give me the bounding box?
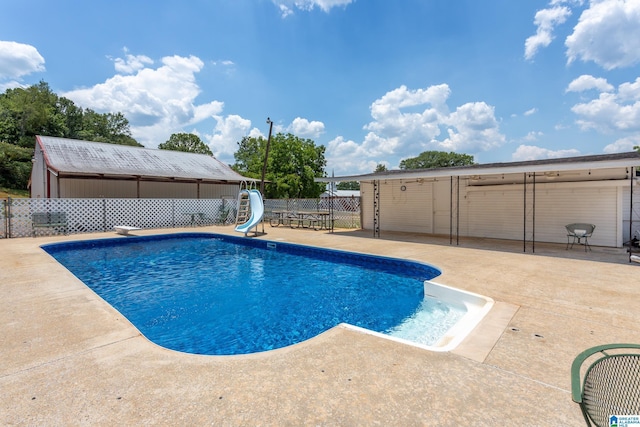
[30,136,249,199]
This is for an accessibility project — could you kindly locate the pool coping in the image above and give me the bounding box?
[41,231,492,356]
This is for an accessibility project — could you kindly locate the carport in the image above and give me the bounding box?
[318,152,640,253]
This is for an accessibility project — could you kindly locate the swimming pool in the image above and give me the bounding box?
[42,233,493,355]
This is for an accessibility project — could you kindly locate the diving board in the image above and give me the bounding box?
[114,226,141,236]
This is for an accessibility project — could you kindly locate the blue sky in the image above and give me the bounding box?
[1,0,640,176]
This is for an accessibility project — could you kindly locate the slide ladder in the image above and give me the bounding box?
[234,189,265,236]
[236,191,251,225]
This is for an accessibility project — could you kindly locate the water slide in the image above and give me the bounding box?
[234,189,265,236]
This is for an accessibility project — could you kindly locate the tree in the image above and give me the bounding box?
[77,110,141,146]
[0,142,32,189]
[232,136,264,179]
[399,151,475,170]
[374,163,388,172]
[0,81,67,148]
[0,81,141,190]
[337,181,360,190]
[232,133,326,198]
[158,133,212,155]
[0,82,141,148]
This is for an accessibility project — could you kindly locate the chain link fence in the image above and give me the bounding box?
[1,196,361,238]
[263,197,361,229]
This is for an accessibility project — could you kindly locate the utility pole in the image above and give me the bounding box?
[260,117,273,196]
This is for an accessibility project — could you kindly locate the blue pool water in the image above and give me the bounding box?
[42,233,449,355]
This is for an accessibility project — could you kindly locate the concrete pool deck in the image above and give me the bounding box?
[2,226,639,425]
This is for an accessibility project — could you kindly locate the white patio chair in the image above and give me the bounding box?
[566,223,596,251]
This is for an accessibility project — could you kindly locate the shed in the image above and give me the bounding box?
[318,152,640,249]
[30,136,251,199]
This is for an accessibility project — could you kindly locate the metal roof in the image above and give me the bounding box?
[316,151,640,182]
[37,136,249,182]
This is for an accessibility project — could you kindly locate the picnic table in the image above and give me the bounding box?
[269,210,332,230]
[183,212,205,227]
[32,212,68,237]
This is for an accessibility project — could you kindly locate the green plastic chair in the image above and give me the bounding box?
[571,343,640,427]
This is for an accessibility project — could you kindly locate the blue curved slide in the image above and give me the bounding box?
[235,189,265,236]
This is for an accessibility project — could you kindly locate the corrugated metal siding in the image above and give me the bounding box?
[55,179,240,199]
[60,179,137,198]
[140,182,198,199]
[30,145,46,198]
[200,183,239,199]
[49,174,59,198]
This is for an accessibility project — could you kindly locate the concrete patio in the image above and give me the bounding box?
[2,225,639,425]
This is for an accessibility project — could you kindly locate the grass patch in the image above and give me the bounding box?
[0,187,29,198]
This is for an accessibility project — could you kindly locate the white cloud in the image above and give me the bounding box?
[566,74,614,92]
[603,136,640,153]
[326,136,385,175]
[523,131,544,142]
[213,60,235,67]
[566,0,640,69]
[570,77,640,132]
[110,47,153,74]
[287,117,325,138]
[618,77,640,101]
[190,102,225,126]
[0,41,45,90]
[549,0,584,5]
[277,4,295,17]
[511,144,581,161]
[211,59,236,77]
[441,102,505,151]
[326,84,505,174]
[206,114,258,162]
[524,5,572,60]
[362,131,401,156]
[524,0,640,69]
[364,84,450,142]
[524,108,538,116]
[273,0,353,17]
[62,53,224,148]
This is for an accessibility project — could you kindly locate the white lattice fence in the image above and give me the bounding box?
[1,198,235,238]
[66,199,105,233]
[1,196,360,238]
[173,199,232,227]
[107,199,175,229]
